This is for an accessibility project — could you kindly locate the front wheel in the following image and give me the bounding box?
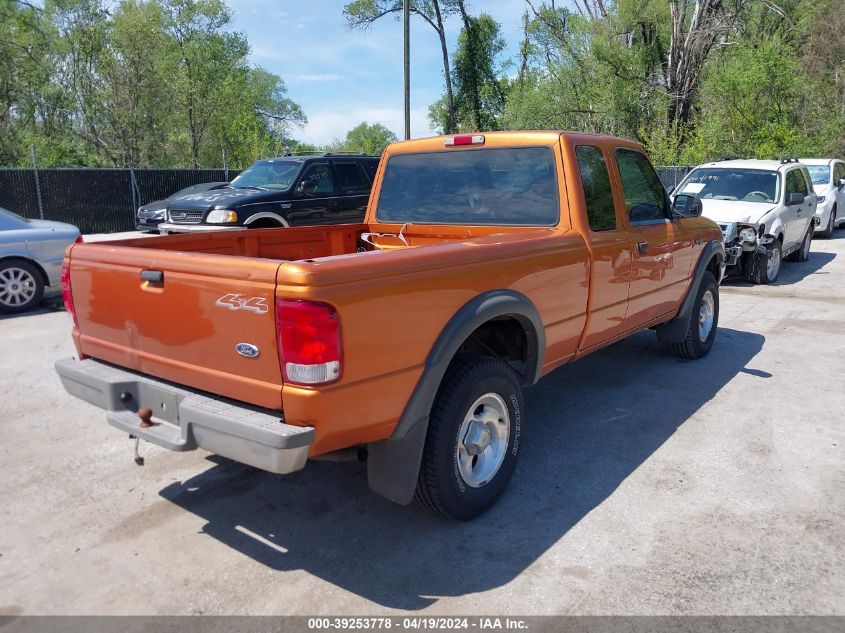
[415,355,523,520]
[747,240,782,284]
[671,271,719,360]
[821,206,836,239]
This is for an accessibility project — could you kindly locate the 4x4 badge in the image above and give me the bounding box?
[215,293,269,314]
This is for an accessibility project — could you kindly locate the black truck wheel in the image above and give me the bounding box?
[671,271,719,360]
[415,355,523,520]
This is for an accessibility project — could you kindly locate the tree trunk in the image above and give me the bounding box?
[432,0,456,133]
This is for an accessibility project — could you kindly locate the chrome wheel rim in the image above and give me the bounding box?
[767,247,781,279]
[698,289,715,342]
[0,267,37,308]
[803,231,811,257]
[456,393,510,488]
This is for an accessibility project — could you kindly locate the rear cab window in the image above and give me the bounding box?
[376,147,559,226]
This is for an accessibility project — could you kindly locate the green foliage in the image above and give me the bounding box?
[429,10,506,133]
[326,122,398,155]
[0,0,307,168]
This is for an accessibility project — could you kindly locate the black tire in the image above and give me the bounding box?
[0,259,44,314]
[415,355,523,520]
[792,225,812,262]
[821,206,836,239]
[671,271,719,360]
[746,239,782,284]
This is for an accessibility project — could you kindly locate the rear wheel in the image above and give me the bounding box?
[793,225,812,262]
[671,271,719,360]
[415,355,523,520]
[0,259,44,314]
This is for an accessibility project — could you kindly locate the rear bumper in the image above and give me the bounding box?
[55,357,313,474]
[158,222,244,234]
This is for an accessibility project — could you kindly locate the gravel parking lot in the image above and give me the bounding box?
[1,235,843,616]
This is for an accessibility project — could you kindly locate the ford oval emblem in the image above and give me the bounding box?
[235,343,260,358]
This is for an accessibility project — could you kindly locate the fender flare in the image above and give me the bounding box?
[655,240,724,344]
[366,290,545,505]
[243,212,290,227]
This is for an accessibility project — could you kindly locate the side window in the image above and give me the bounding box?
[575,145,616,231]
[297,162,334,196]
[360,159,378,183]
[800,168,812,194]
[334,162,368,194]
[615,148,670,223]
[785,169,807,196]
[835,163,844,186]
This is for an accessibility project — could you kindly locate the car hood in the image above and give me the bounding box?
[812,184,831,196]
[700,199,775,226]
[166,187,283,211]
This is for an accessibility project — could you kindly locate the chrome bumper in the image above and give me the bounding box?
[55,358,312,474]
[158,222,244,234]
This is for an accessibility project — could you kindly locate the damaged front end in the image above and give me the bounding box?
[717,222,776,277]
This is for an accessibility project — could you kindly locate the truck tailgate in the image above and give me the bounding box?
[69,244,285,410]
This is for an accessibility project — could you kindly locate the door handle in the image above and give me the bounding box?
[140,270,164,284]
[637,241,649,255]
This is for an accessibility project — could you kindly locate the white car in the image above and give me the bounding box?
[799,158,845,238]
[673,159,817,284]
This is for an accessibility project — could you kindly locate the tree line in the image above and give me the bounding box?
[3,0,842,169]
[347,0,844,164]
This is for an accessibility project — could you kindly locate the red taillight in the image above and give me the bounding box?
[276,299,342,385]
[60,263,78,328]
[74,234,83,244]
[444,134,485,146]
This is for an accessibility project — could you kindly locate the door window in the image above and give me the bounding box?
[297,162,334,196]
[575,146,616,231]
[334,162,368,194]
[834,163,844,186]
[615,149,670,223]
[785,169,808,198]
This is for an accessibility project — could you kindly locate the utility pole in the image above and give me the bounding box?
[403,0,410,140]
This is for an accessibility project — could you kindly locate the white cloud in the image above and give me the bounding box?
[300,108,434,145]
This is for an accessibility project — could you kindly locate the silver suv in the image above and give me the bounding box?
[673,159,817,284]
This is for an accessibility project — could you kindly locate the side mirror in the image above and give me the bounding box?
[672,194,702,218]
[787,192,805,205]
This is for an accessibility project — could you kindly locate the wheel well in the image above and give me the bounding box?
[0,256,49,286]
[247,218,285,229]
[454,317,530,384]
[706,255,720,280]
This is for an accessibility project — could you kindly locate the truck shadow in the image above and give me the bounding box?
[721,251,835,288]
[159,327,764,610]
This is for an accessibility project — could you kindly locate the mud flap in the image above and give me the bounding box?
[367,416,429,505]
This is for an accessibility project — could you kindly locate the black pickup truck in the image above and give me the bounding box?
[157,154,379,233]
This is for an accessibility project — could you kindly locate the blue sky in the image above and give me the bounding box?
[227,0,532,145]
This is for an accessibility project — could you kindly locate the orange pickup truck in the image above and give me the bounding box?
[56,131,724,519]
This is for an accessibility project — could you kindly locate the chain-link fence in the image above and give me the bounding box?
[0,165,693,235]
[656,166,693,191]
[0,168,239,234]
